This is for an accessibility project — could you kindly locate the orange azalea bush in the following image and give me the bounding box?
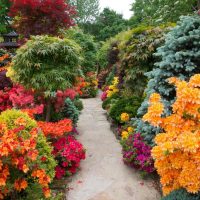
[143,74,200,196]
[0,110,56,199]
[38,118,72,137]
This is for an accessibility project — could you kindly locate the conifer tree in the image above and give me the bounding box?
[135,15,200,144]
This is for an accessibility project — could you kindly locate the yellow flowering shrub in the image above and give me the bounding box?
[121,131,129,140]
[106,77,119,98]
[120,113,130,122]
[143,74,200,196]
[127,127,134,133]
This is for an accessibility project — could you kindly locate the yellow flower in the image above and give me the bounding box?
[113,88,119,93]
[107,91,114,97]
[121,113,130,122]
[109,85,115,90]
[127,127,134,133]
[121,131,129,140]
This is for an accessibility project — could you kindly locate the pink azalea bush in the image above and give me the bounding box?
[121,133,154,174]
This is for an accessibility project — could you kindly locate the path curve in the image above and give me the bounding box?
[67,96,161,200]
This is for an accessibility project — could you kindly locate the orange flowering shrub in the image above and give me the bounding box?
[143,74,200,195]
[0,110,56,199]
[38,118,72,137]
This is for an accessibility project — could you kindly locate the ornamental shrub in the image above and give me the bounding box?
[73,98,84,111]
[102,92,120,110]
[52,135,85,179]
[8,35,81,91]
[135,15,200,144]
[121,133,154,175]
[7,35,81,121]
[0,109,56,199]
[143,74,200,195]
[109,96,142,123]
[161,189,200,200]
[61,98,79,125]
[120,24,172,98]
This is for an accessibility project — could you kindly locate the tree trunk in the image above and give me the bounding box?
[45,98,51,122]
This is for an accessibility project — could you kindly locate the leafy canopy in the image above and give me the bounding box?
[83,8,128,41]
[131,0,196,25]
[68,0,99,24]
[0,0,11,34]
[9,0,76,37]
[8,35,81,92]
[62,27,97,74]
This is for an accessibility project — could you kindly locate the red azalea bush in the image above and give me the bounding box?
[9,0,76,37]
[54,89,77,112]
[52,135,85,179]
[0,85,34,112]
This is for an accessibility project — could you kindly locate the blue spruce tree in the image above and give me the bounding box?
[134,15,200,145]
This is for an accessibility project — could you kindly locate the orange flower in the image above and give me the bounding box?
[14,179,28,191]
[144,74,200,195]
[38,118,72,137]
[42,187,51,198]
[14,117,27,126]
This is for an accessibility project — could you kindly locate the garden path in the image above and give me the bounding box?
[66,95,161,200]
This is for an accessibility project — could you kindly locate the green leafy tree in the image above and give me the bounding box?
[83,8,128,41]
[62,27,97,73]
[8,35,81,121]
[132,0,197,25]
[0,0,11,34]
[68,0,99,24]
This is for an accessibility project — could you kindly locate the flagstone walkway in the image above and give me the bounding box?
[66,96,161,200]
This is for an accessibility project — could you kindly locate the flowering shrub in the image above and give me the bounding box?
[106,77,119,98]
[143,74,200,195]
[54,89,77,112]
[121,133,155,174]
[76,72,98,98]
[0,85,35,112]
[0,109,56,199]
[101,88,108,101]
[38,118,72,138]
[52,135,85,179]
[120,113,130,122]
[108,96,142,123]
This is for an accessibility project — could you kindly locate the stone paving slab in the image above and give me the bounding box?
[66,97,161,200]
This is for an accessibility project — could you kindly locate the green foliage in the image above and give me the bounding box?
[105,65,116,86]
[73,98,84,111]
[132,0,196,25]
[135,15,200,145]
[9,35,81,92]
[68,0,99,24]
[62,27,97,74]
[62,98,79,125]
[36,132,57,179]
[161,189,200,200]
[120,24,173,97]
[102,93,120,110]
[83,8,128,41]
[109,96,142,123]
[51,98,80,125]
[0,0,11,34]
[0,109,37,130]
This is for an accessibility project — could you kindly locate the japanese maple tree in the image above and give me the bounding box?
[9,0,76,37]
